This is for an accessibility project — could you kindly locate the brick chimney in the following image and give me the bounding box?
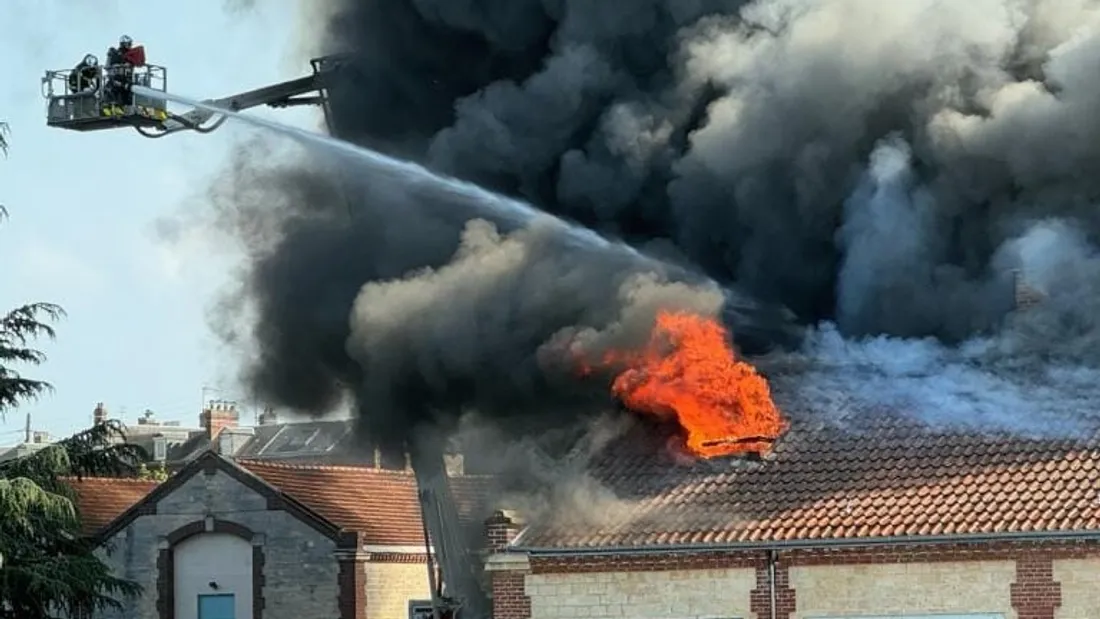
[484,510,531,619]
[200,401,239,439]
[93,402,108,425]
[485,510,524,553]
[257,407,278,426]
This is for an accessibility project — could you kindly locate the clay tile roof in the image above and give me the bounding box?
[65,477,160,536]
[238,459,491,546]
[513,411,1100,551]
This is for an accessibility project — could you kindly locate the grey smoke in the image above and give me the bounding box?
[201,0,1100,460]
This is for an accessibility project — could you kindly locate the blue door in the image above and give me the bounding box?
[197,594,235,619]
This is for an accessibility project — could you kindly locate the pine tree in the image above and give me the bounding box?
[0,125,146,618]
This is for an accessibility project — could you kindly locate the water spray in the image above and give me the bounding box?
[133,85,666,266]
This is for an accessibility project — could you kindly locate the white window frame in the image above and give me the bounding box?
[152,436,167,461]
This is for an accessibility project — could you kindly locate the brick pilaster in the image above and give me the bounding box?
[1010,554,1061,619]
[750,554,796,619]
[490,570,531,619]
[336,532,367,619]
[484,511,531,619]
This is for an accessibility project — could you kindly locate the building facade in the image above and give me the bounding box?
[72,450,490,619]
[486,411,1100,619]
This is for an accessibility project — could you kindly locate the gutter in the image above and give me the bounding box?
[509,529,1100,556]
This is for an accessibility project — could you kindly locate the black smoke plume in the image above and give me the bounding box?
[206,0,1100,450]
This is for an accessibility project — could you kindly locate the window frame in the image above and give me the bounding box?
[152,436,167,461]
[197,592,236,619]
[408,599,436,619]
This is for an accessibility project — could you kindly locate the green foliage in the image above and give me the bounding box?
[136,461,170,482]
[0,424,145,618]
[0,302,65,417]
[0,130,145,618]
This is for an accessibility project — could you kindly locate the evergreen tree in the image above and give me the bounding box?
[0,124,146,618]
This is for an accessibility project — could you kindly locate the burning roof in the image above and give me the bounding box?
[579,310,789,459]
[509,410,1100,551]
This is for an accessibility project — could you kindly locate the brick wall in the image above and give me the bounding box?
[493,570,531,619]
[487,540,1100,619]
[751,556,795,619]
[1012,554,1060,619]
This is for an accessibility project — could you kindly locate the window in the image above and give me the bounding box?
[198,594,235,619]
[152,436,167,461]
[409,600,435,619]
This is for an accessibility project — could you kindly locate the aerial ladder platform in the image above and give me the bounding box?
[41,54,350,138]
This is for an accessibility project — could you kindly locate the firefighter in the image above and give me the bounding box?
[103,35,147,115]
[67,54,100,94]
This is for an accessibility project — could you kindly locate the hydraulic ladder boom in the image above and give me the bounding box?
[410,434,490,619]
[154,72,333,136]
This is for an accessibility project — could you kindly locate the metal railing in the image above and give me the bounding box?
[41,64,169,125]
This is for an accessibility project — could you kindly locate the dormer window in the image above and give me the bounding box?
[153,436,167,461]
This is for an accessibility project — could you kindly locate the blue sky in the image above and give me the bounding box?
[0,0,324,442]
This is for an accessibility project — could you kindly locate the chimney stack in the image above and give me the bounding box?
[93,402,108,425]
[485,510,525,552]
[257,407,278,426]
[200,400,239,439]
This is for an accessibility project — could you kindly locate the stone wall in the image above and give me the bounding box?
[524,568,755,619]
[789,560,1015,618]
[96,467,340,619]
[1054,557,1100,619]
[365,560,432,618]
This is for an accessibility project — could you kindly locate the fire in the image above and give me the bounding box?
[588,311,787,459]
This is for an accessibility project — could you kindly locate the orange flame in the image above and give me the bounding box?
[587,311,787,459]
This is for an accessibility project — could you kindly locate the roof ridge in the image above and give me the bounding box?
[235,459,499,481]
[236,459,416,475]
[61,475,162,484]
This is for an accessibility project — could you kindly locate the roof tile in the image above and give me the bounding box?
[238,460,491,546]
[514,412,1100,550]
[65,477,160,535]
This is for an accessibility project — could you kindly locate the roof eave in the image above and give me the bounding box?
[91,449,345,545]
[510,529,1100,556]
